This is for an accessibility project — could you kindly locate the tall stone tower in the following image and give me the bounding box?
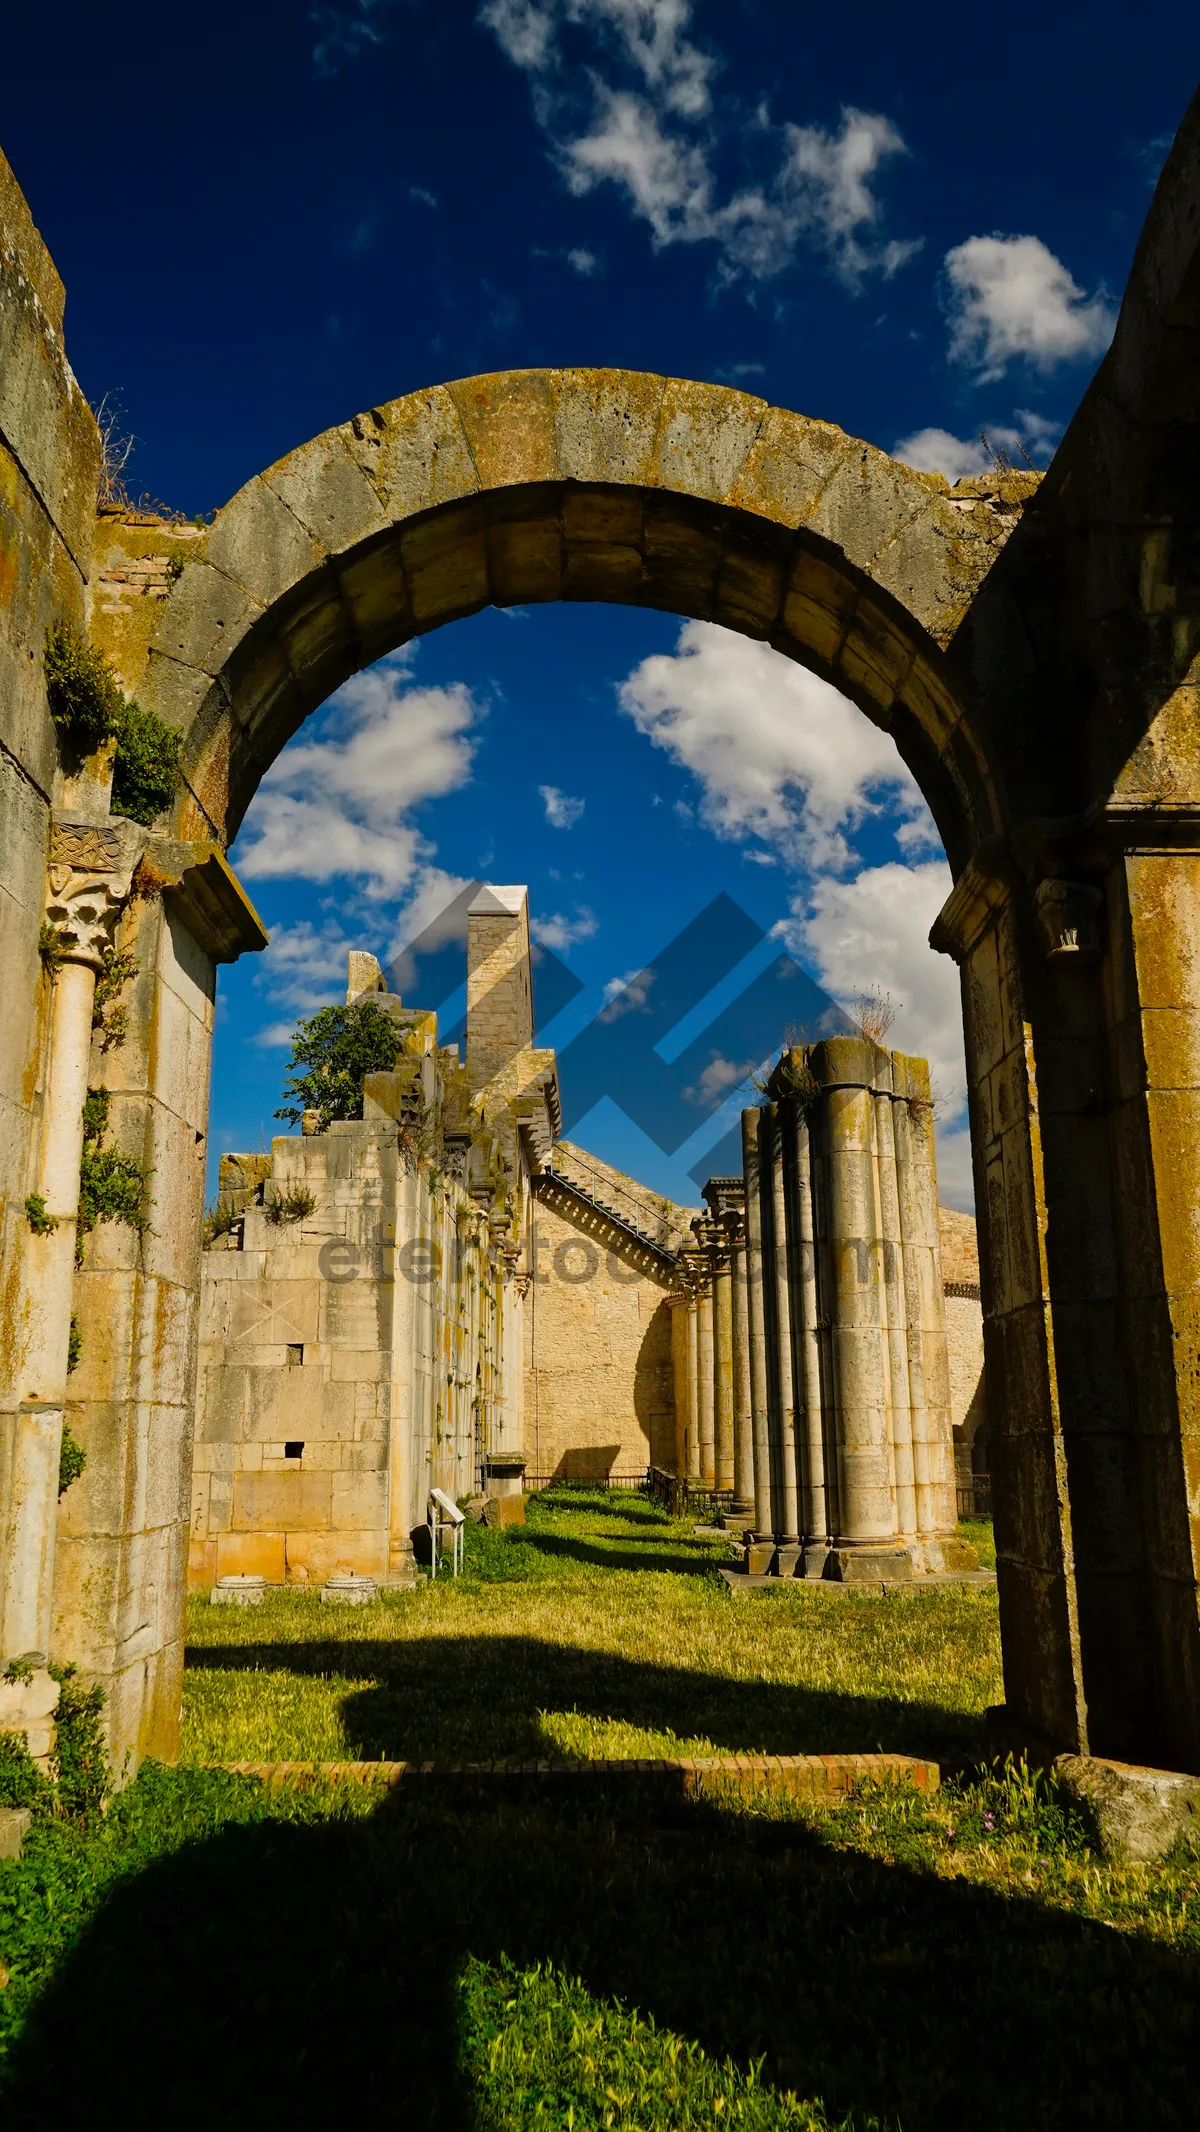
[466,885,534,1086]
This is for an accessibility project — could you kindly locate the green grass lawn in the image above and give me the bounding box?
[182,1487,1004,1765]
[1,1490,1197,2131]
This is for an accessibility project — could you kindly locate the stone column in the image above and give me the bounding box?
[685,1277,702,1481]
[790,1109,829,1551]
[873,1059,918,1543]
[728,1215,754,1511]
[694,1258,715,1489]
[811,1039,897,1557]
[765,1104,800,1545]
[892,1053,956,1551]
[3,849,133,1661]
[741,1108,772,1537]
[709,1226,734,1493]
[670,1291,692,1477]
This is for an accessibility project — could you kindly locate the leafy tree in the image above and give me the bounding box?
[275,1003,400,1130]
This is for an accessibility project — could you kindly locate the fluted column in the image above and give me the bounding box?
[790,1111,829,1547]
[815,1039,895,1548]
[728,1213,754,1510]
[694,1249,715,1489]
[873,1058,917,1542]
[741,1108,772,1536]
[765,1103,800,1541]
[4,854,133,1660]
[708,1224,735,1493]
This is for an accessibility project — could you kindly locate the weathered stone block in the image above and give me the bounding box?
[1055,1752,1200,1861]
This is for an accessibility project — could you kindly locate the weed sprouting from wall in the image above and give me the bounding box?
[24,1193,58,1235]
[76,1086,150,1264]
[202,1201,241,1247]
[67,1313,83,1374]
[849,988,897,1044]
[92,943,138,1053]
[42,619,182,824]
[58,1419,87,1496]
[264,1186,317,1227]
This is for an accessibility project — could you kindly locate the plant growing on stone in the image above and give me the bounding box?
[67,1313,83,1374]
[275,1002,401,1130]
[43,619,182,823]
[58,1420,87,1496]
[92,942,138,1053]
[49,1662,110,1818]
[849,987,896,1044]
[202,1200,240,1247]
[264,1185,317,1227]
[109,697,183,825]
[76,1086,150,1264]
[24,1193,58,1235]
[0,1729,53,1815]
[43,618,125,753]
[39,921,71,974]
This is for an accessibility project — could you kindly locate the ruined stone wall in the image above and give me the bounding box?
[523,1183,682,1482]
[0,148,100,1551]
[938,1205,987,1474]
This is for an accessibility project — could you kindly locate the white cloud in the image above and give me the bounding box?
[894,408,1062,482]
[944,234,1115,382]
[567,245,598,273]
[480,0,917,288]
[539,782,586,828]
[619,620,926,871]
[409,185,438,208]
[780,108,920,285]
[686,1052,758,1105]
[788,857,971,1203]
[532,906,599,950]
[234,653,484,899]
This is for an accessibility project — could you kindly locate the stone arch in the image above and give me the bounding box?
[135,371,1031,875]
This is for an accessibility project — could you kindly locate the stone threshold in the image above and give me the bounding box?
[209,1752,939,1797]
[717,1567,997,1595]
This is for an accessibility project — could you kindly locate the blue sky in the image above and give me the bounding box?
[4,4,1195,1211]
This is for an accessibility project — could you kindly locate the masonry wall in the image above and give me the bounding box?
[524,1196,678,1481]
[938,1204,987,1473]
[0,149,101,1569]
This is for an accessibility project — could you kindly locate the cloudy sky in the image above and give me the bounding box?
[5,5,1194,1209]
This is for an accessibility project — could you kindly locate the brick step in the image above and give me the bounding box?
[209,1751,939,1797]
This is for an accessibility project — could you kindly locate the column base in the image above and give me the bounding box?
[744,1538,775,1574]
[915,1534,981,1574]
[824,1545,914,1582]
[771,1541,803,1578]
[802,1543,831,1580]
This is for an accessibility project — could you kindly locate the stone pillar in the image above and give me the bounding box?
[670,1292,691,1477]
[872,1058,917,1543]
[790,1111,830,1550]
[813,1040,897,1556]
[709,1226,734,1493]
[765,1104,800,1544]
[3,847,134,1661]
[742,1108,772,1537]
[893,1052,956,1548]
[685,1280,701,1480]
[694,1263,715,1488]
[729,1217,754,1512]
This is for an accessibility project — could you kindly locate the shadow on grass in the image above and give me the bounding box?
[510,1528,725,1576]
[1,1767,1195,2131]
[186,1634,989,1759]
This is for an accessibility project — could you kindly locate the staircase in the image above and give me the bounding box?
[536,1157,681,1269]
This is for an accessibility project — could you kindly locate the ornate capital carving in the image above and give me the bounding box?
[46,819,143,970]
[1034,877,1103,959]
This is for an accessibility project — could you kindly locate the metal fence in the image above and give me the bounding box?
[524,1471,650,1493]
[957,1474,992,1519]
[647,1466,737,1521]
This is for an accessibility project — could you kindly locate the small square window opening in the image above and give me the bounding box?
[284,1441,304,1460]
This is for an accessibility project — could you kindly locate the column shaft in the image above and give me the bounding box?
[767,1104,800,1540]
[741,1108,772,1535]
[791,1113,829,1544]
[696,1279,715,1488]
[730,1230,754,1509]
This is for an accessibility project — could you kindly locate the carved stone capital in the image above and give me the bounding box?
[46,819,144,970]
[1034,877,1103,959]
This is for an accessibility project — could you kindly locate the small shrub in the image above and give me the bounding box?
[49,1663,111,1819]
[43,620,123,752]
[39,921,70,974]
[109,699,183,826]
[58,1419,87,1496]
[24,1193,58,1236]
[164,553,187,587]
[265,1186,317,1227]
[76,1087,150,1262]
[202,1200,241,1246]
[275,1001,401,1129]
[66,1314,83,1374]
[92,944,138,1054]
[0,1729,53,1816]
[849,987,896,1044]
